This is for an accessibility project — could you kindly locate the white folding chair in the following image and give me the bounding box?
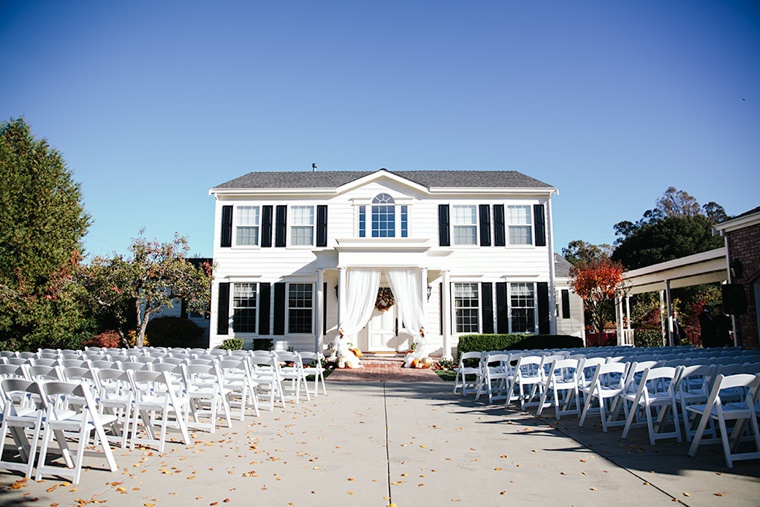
[621,366,682,445]
[128,370,190,452]
[0,379,45,479]
[248,353,286,410]
[453,351,482,396]
[476,353,515,403]
[35,381,118,484]
[276,352,311,403]
[181,363,232,432]
[300,352,327,397]
[676,364,716,441]
[579,362,629,432]
[537,357,583,419]
[94,368,135,448]
[513,355,546,410]
[217,358,260,420]
[687,373,760,468]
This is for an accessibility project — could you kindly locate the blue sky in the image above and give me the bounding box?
[2,0,759,259]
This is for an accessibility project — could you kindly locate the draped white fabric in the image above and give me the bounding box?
[338,268,381,341]
[385,269,430,366]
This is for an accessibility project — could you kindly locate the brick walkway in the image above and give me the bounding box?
[326,359,443,382]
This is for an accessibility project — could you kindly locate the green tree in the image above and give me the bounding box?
[0,118,92,350]
[562,240,611,266]
[80,232,213,347]
[611,188,725,270]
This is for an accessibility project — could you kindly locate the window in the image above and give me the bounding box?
[358,194,408,238]
[372,193,395,238]
[290,206,314,246]
[288,283,313,333]
[507,205,532,245]
[233,283,257,333]
[452,205,477,245]
[454,283,479,333]
[236,206,260,246]
[510,283,535,333]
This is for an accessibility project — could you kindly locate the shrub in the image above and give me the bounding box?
[634,329,664,348]
[220,338,244,351]
[252,338,273,351]
[145,316,203,348]
[456,334,584,361]
[83,330,122,348]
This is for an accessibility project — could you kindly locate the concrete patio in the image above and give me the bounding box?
[1,370,758,506]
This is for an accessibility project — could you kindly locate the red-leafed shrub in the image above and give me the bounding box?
[83,330,122,348]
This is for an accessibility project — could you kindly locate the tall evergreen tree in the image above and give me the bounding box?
[0,118,92,349]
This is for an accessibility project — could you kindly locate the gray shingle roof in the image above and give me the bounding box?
[554,253,574,278]
[212,169,554,191]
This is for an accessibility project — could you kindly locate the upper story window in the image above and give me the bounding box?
[358,193,408,238]
[507,205,532,245]
[290,206,315,246]
[452,205,477,245]
[236,206,260,246]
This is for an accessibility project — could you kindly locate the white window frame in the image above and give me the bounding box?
[507,205,533,246]
[287,283,313,334]
[509,282,536,333]
[235,206,260,247]
[290,205,315,247]
[356,194,410,238]
[452,205,478,246]
[232,282,257,334]
[454,282,480,333]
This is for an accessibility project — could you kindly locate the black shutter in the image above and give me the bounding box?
[479,204,491,247]
[220,206,233,248]
[561,289,571,319]
[534,204,546,247]
[275,205,287,247]
[496,282,508,334]
[481,282,494,334]
[217,282,230,335]
[273,282,286,335]
[181,298,188,319]
[438,204,450,247]
[258,283,271,335]
[261,205,273,248]
[493,204,506,247]
[316,205,328,247]
[537,282,550,334]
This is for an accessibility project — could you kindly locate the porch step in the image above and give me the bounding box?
[360,352,407,362]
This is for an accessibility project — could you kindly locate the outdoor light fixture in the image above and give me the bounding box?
[427,285,432,301]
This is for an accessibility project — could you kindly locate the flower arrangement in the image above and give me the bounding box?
[375,287,395,311]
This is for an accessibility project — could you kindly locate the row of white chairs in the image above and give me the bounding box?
[454,349,760,468]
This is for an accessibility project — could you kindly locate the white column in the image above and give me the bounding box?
[420,267,428,308]
[546,196,557,335]
[441,270,451,359]
[337,266,347,327]
[315,269,324,353]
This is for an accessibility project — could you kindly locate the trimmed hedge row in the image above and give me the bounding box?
[456,334,584,360]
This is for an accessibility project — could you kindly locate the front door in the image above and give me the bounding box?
[367,306,398,352]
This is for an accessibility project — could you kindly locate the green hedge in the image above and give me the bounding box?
[220,338,244,350]
[456,334,584,361]
[634,329,664,348]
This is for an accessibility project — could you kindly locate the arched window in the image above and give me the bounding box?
[358,193,408,238]
[372,193,395,238]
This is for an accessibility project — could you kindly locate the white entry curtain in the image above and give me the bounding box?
[338,268,381,341]
[385,269,430,366]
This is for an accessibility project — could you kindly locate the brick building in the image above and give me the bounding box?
[714,206,760,349]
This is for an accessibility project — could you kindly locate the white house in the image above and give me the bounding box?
[208,169,584,357]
